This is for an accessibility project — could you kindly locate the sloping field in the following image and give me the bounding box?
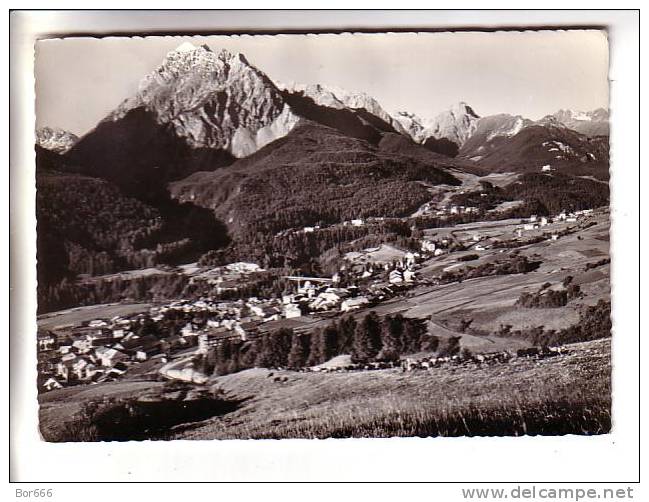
[171,338,610,439]
[313,354,353,369]
[404,211,610,334]
[37,339,611,441]
[37,302,152,330]
[345,243,408,264]
[489,200,525,213]
[39,380,166,439]
[445,171,520,191]
[260,213,610,346]
[79,267,170,284]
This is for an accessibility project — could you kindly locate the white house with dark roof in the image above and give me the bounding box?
[43,377,64,391]
[389,269,404,284]
[341,296,370,312]
[284,303,302,319]
[94,347,129,367]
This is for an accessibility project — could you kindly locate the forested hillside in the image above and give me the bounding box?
[169,121,460,239]
[37,169,162,280]
[447,173,609,216]
[36,165,230,312]
[502,173,610,215]
[462,124,609,180]
[65,107,236,202]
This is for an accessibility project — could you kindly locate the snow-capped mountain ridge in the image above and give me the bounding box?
[424,101,480,146]
[550,108,609,137]
[392,102,609,155]
[392,101,481,148]
[553,108,609,123]
[485,114,535,141]
[392,111,428,142]
[278,81,408,135]
[64,42,610,167]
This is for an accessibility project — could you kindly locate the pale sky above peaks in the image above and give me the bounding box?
[35,30,609,136]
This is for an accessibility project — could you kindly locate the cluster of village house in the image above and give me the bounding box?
[38,207,595,393]
[38,317,148,392]
[37,299,267,392]
[426,204,481,217]
[303,218,366,233]
[404,200,482,219]
[301,206,480,234]
[37,252,428,392]
[418,208,594,254]
[185,261,265,294]
[511,209,593,245]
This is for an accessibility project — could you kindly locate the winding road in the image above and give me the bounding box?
[159,350,209,384]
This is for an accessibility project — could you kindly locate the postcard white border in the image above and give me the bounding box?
[8,8,641,487]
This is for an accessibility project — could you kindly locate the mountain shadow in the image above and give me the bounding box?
[35,148,232,313]
[65,106,236,203]
[422,137,460,157]
[281,91,397,145]
[142,197,232,265]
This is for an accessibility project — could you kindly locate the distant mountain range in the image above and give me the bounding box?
[36,126,79,154]
[550,108,609,137]
[391,102,608,159]
[393,102,480,149]
[38,42,609,175]
[35,42,610,312]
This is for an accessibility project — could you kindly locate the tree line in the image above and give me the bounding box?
[439,253,541,284]
[517,277,582,309]
[199,312,430,376]
[495,300,611,346]
[501,173,609,215]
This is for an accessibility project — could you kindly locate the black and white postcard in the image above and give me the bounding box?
[9,9,641,488]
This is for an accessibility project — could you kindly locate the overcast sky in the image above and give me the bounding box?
[35,30,609,136]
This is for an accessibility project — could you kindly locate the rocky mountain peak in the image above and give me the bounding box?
[105,44,299,157]
[536,115,566,128]
[173,41,200,53]
[422,102,481,147]
[392,111,427,143]
[36,126,79,154]
[450,101,479,119]
[588,108,610,121]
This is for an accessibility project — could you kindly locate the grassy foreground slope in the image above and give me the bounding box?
[39,339,610,441]
[174,338,610,440]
